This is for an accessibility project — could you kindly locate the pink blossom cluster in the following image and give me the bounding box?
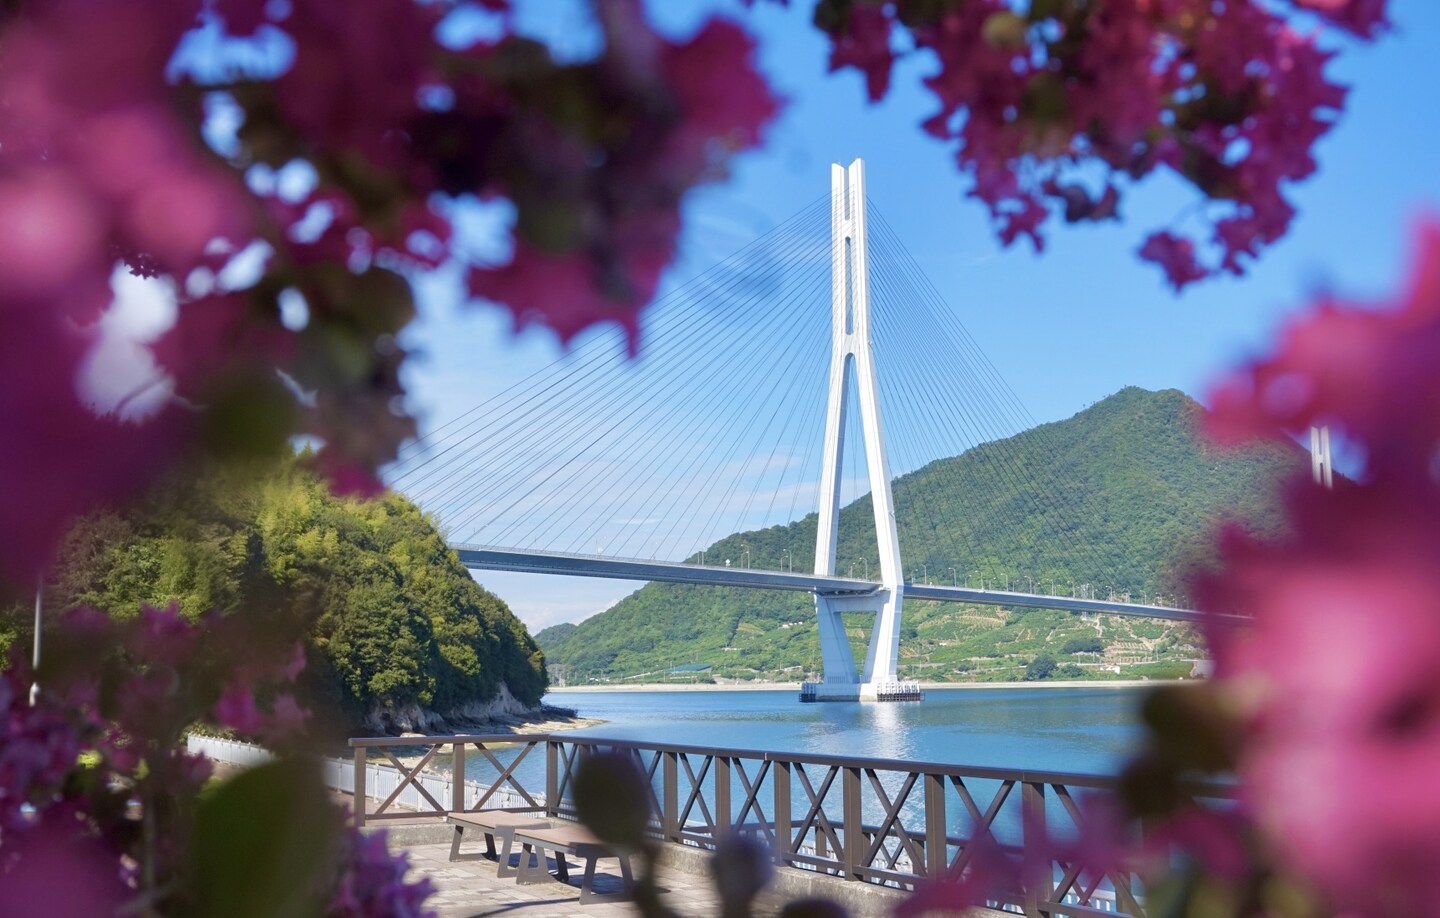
[0,0,778,587]
[1196,221,1440,914]
[815,0,1385,289]
[327,829,437,918]
[0,605,436,916]
[0,0,249,584]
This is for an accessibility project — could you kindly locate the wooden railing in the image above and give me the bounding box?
[348,734,1232,917]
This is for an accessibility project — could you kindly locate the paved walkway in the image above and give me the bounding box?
[402,840,742,918]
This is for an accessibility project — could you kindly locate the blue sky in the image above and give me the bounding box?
[398,0,1440,630]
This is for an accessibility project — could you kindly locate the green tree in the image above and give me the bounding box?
[1062,636,1104,655]
[1025,654,1057,682]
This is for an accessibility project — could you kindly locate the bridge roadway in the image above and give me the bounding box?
[453,545,1222,625]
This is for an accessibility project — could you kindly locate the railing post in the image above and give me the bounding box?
[1022,780,1050,918]
[546,740,559,818]
[714,755,731,841]
[451,740,466,815]
[843,766,863,880]
[352,743,367,827]
[924,772,946,878]
[774,761,792,865]
[663,751,679,842]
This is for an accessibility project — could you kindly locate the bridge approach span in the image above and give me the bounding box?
[453,545,1220,625]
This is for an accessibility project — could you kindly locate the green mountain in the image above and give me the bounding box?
[42,457,548,732]
[539,387,1301,684]
[535,622,579,647]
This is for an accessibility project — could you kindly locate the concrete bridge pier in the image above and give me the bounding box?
[803,590,921,702]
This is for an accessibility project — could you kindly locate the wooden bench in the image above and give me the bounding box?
[512,823,635,904]
[446,811,552,878]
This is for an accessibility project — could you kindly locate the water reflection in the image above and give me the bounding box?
[858,700,913,762]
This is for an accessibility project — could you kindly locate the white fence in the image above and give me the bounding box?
[186,734,531,812]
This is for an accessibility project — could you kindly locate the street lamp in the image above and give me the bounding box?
[741,547,750,569]
[948,567,957,586]
[861,558,869,579]
[781,548,792,572]
[921,563,929,584]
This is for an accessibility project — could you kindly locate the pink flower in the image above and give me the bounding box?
[1138,232,1206,291]
[277,642,308,682]
[308,452,389,499]
[261,694,311,744]
[213,683,264,735]
[1293,0,1389,37]
[821,0,1378,288]
[470,243,643,346]
[0,0,254,584]
[1202,486,1440,914]
[896,835,1018,917]
[124,604,199,668]
[1198,219,1440,913]
[276,0,444,171]
[1205,218,1440,478]
[825,3,894,102]
[665,17,780,154]
[0,819,127,918]
[327,828,436,918]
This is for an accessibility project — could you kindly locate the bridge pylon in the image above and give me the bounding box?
[804,159,921,704]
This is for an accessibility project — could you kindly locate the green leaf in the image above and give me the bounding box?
[186,757,341,918]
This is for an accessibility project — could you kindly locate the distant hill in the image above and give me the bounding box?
[540,387,1302,684]
[535,622,579,649]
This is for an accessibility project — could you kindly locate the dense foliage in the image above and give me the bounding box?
[41,457,546,729]
[539,387,1300,682]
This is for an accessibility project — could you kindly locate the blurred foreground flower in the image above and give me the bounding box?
[1197,220,1440,915]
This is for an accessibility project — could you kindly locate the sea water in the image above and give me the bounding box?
[464,686,1145,801]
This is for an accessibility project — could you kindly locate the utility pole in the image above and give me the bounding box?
[29,579,41,705]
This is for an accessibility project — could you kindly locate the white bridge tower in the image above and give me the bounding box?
[803,159,922,703]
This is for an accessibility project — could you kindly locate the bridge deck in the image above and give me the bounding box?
[454,545,1218,623]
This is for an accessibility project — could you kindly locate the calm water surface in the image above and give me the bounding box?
[547,686,1144,774]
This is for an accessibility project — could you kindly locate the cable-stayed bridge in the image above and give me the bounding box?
[392,160,1216,703]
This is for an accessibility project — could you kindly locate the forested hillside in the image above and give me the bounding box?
[44,457,547,732]
[538,387,1303,683]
